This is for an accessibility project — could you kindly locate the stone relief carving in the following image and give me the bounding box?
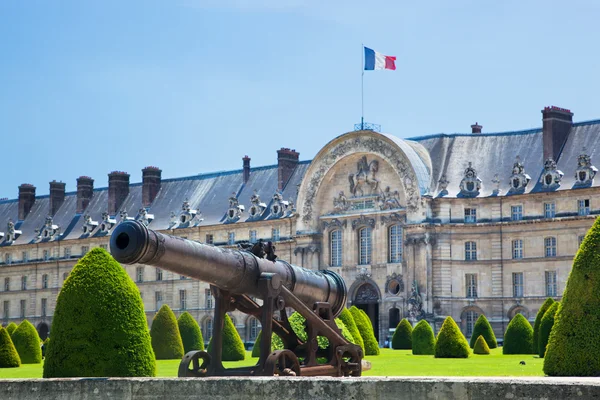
[348,156,380,196]
[459,162,482,197]
[226,192,244,222]
[508,157,531,194]
[2,220,22,244]
[300,135,420,223]
[380,213,406,225]
[82,214,98,234]
[377,186,402,210]
[540,158,563,189]
[355,283,379,304]
[356,266,372,281]
[100,212,116,233]
[407,280,425,321]
[574,151,597,186]
[321,218,347,231]
[136,208,154,227]
[333,191,350,213]
[248,190,267,219]
[351,215,376,230]
[36,216,61,241]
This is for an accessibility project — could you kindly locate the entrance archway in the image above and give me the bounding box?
[389,307,400,330]
[353,282,380,341]
[37,322,49,340]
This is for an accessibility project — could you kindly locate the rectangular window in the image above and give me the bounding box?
[466,311,478,336]
[22,251,28,263]
[359,227,372,265]
[466,274,477,298]
[21,276,27,291]
[511,205,523,221]
[205,234,214,245]
[4,277,9,291]
[42,274,48,289]
[578,199,590,216]
[81,246,89,255]
[272,228,280,242]
[545,237,557,257]
[41,298,47,317]
[155,292,163,311]
[156,268,163,281]
[465,241,477,261]
[64,247,71,259]
[2,301,8,320]
[43,250,49,261]
[389,225,403,263]
[136,267,144,283]
[20,299,26,318]
[513,272,524,297]
[330,230,343,267]
[512,239,523,259]
[544,203,556,219]
[205,289,214,309]
[4,253,12,265]
[179,290,187,310]
[545,271,557,297]
[228,232,235,245]
[249,230,257,244]
[464,208,477,224]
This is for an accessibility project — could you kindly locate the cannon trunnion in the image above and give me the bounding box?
[110,221,363,377]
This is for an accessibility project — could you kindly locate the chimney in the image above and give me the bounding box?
[542,106,573,161]
[49,180,66,216]
[243,156,251,184]
[471,122,482,134]
[76,176,94,214]
[277,148,300,191]
[142,166,162,207]
[18,184,36,220]
[108,171,130,215]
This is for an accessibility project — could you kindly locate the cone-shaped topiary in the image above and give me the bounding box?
[151,304,184,360]
[6,322,17,337]
[412,320,435,355]
[11,320,41,364]
[177,312,204,354]
[473,335,490,355]
[44,248,156,377]
[532,297,554,355]
[251,331,285,358]
[469,315,497,349]
[207,314,245,361]
[434,317,470,358]
[539,302,560,358]
[42,337,49,358]
[392,318,413,350]
[545,219,600,376]
[0,326,20,368]
[338,308,365,354]
[502,314,533,354]
[350,306,379,355]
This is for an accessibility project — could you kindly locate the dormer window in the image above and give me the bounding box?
[539,158,563,189]
[175,200,202,228]
[574,152,597,187]
[508,157,530,194]
[82,214,98,234]
[248,190,266,219]
[36,216,61,241]
[136,208,154,227]
[459,162,482,197]
[99,212,116,233]
[225,193,244,222]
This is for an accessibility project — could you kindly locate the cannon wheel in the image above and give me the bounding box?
[178,350,211,377]
[264,350,301,376]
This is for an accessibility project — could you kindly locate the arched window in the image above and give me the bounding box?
[388,225,403,263]
[359,227,372,265]
[249,317,260,341]
[330,230,342,267]
[465,310,478,337]
[545,237,557,257]
[204,318,213,341]
[465,241,477,261]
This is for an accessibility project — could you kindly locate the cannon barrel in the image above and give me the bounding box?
[110,221,347,318]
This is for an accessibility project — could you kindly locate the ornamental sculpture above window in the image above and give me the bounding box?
[574,152,597,187]
[508,157,531,194]
[82,214,98,234]
[459,162,482,197]
[99,212,116,233]
[1,220,22,244]
[248,190,266,219]
[35,216,61,241]
[136,208,154,227]
[225,193,244,223]
[348,156,380,196]
[171,200,203,228]
[539,158,563,189]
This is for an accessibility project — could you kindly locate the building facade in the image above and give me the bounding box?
[0,106,598,345]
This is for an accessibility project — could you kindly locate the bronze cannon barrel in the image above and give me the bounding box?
[109,221,347,317]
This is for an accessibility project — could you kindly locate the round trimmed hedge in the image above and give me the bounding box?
[43,248,156,377]
[151,304,184,360]
[350,306,379,355]
[412,320,435,355]
[0,326,20,368]
[6,322,17,337]
[502,314,533,355]
[177,312,204,354]
[11,320,42,364]
[392,318,412,350]
[207,314,245,361]
[469,315,497,349]
[539,302,560,358]
[338,308,365,353]
[545,219,600,376]
[532,297,554,355]
[473,335,490,355]
[434,317,469,358]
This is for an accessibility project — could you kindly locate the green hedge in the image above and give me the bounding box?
[338,308,365,354]
[473,335,490,355]
[151,304,185,360]
[0,326,20,368]
[288,312,355,348]
[412,320,435,355]
[43,248,156,378]
[350,306,379,355]
[177,312,204,354]
[11,320,42,364]
[545,219,600,376]
[502,314,533,355]
[392,319,412,350]
[469,315,497,349]
[539,302,560,358]
[434,317,469,358]
[532,298,554,355]
[207,314,245,361]
[6,322,17,337]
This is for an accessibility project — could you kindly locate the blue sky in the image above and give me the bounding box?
[1,0,599,197]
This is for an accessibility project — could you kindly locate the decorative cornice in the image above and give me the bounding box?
[380,212,406,225]
[351,215,376,230]
[321,218,347,231]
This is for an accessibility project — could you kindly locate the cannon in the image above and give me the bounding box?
[110,221,363,377]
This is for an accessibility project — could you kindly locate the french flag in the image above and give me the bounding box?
[364,47,396,71]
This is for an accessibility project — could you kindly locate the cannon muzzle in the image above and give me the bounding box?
[110,221,347,318]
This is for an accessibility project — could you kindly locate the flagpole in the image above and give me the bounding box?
[361,43,364,130]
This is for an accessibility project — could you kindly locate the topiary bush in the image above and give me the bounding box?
[539,302,560,358]
[0,326,20,368]
[473,335,490,355]
[251,331,286,358]
[469,315,497,349]
[502,313,533,355]
[6,322,17,337]
[532,297,554,355]
[545,219,600,376]
[42,338,49,358]
[412,320,435,355]
[44,248,156,377]
[338,308,365,354]
[434,317,469,358]
[151,304,184,360]
[392,319,412,350]
[11,320,42,364]
[207,314,245,361]
[177,312,204,354]
[350,306,379,355]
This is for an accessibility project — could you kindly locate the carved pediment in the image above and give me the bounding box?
[321,218,347,231]
[351,215,375,230]
[380,212,406,225]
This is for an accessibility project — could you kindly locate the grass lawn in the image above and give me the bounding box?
[0,348,544,379]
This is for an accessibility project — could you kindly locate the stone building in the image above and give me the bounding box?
[0,106,598,346]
